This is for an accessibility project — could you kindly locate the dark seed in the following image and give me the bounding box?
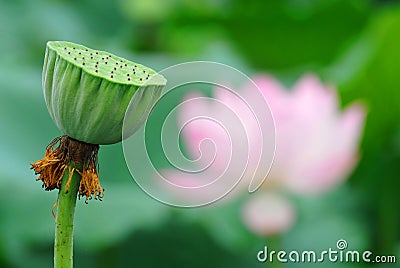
[90,56,93,59]
[139,78,142,81]
[96,52,99,54]
[125,63,127,67]
[74,57,77,60]
[78,52,81,55]
[127,74,130,76]
[64,47,67,50]
[95,65,98,68]
[68,52,71,55]
[95,70,98,73]
[105,62,108,64]
[114,67,117,70]
[128,78,131,81]
[82,62,85,65]
[111,71,114,74]
[111,75,113,78]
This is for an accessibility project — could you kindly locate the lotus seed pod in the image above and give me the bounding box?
[43,41,166,145]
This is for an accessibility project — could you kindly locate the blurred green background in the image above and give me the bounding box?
[1,0,400,267]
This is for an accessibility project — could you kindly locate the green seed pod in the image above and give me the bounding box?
[43,41,166,145]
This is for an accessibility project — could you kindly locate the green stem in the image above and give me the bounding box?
[54,163,81,268]
[267,235,282,268]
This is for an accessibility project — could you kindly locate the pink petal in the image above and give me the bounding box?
[284,153,358,194]
[276,100,366,194]
[249,74,288,114]
[292,74,338,117]
[178,93,232,170]
[178,87,266,176]
[159,169,245,205]
[241,192,296,236]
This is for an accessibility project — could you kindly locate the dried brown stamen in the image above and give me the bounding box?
[31,136,104,202]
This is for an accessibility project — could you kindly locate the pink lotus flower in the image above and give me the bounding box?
[163,74,366,235]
